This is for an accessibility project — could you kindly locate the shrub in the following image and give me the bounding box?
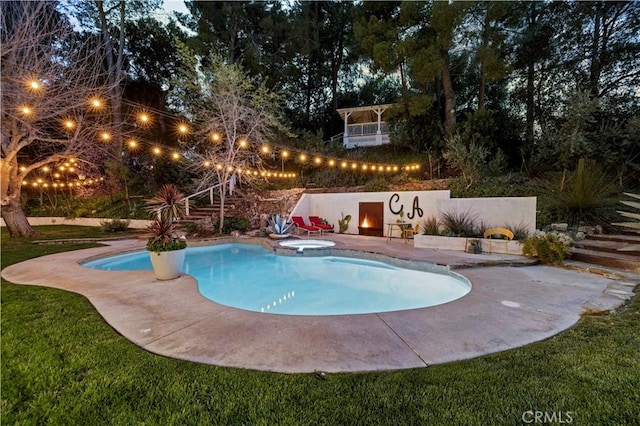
[521,231,572,265]
[440,210,477,237]
[421,216,440,235]
[220,216,252,234]
[100,218,130,232]
[364,177,390,192]
[506,222,530,240]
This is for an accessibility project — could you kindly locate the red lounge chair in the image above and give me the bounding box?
[309,216,334,233]
[291,216,322,235]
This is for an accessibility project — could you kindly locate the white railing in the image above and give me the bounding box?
[346,122,389,136]
[184,183,222,216]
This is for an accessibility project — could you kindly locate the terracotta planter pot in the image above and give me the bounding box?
[148,248,186,280]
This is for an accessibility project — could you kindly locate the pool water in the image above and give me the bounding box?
[83,244,471,316]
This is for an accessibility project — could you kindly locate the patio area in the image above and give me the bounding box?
[1,234,634,373]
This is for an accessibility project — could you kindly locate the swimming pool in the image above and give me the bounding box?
[83,244,471,316]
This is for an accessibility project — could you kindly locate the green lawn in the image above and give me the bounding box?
[2,227,639,425]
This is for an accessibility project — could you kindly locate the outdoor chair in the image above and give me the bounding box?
[308,216,334,233]
[291,216,322,236]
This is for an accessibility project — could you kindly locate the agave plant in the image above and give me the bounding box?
[267,214,294,235]
[338,213,351,234]
[612,192,640,252]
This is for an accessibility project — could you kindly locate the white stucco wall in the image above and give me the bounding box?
[291,191,451,235]
[436,197,537,234]
[290,191,536,236]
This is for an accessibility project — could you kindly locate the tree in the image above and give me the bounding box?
[1,1,120,237]
[171,50,284,232]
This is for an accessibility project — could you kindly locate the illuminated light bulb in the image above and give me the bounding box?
[90,97,103,109]
[60,183,65,187]
[261,145,270,154]
[393,166,399,171]
[281,150,289,158]
[70,158,76,163]
[237,168,242,173]
[216,164,223,170]
[238,138,247,148]
[152,147,161,156]
[341,162,347,169]
[128,139,138,149]
[204,161,211,167]
[54,173,60,178]
[53,183,58,188]
[43,183,49,188]
[19,166,26,172]
[171,152,180,160]
[100,131,111,141]
[253,171,258,175]
[351,163,357,169]
[299,154,307,162]
[137,112,151,125]
[177,123,189,134]
[362,164,368,170]
[27,79,41,91]
[314,157,322,165]
[210,132,221,142]
[63,119,75,130]
[378,166,384,172]
[69,167,75,172]
[227,166,233,171]
[328,159,336,167]
[64,162,70,167]
[267,172,272,177]
[37,178,43,183]
[59,166,65,171]
[22,180,28,185]
[32,182,38,187]
[20,106,33,115]
[386,166,391,171]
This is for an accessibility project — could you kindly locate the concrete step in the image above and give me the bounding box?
[586,233,640,244]
[573,239,640,256]
[570,247,640,273]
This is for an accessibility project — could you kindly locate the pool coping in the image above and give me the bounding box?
[2,235,635,373]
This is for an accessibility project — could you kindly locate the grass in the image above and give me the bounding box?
[2,226,639,424]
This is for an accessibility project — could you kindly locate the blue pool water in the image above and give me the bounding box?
[83,244,471,316]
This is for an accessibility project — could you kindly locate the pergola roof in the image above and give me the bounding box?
[336,103,397,123]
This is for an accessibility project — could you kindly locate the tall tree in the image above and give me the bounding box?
[171,49,285,232]
[1,1,120,237]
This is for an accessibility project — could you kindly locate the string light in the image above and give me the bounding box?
[89,97,103,110]
[127,139,138,149]
[63,119,76,130]
[27,79,42,91]
[137,111,152,126]
[20,105,33,116]
[211,132,221,142]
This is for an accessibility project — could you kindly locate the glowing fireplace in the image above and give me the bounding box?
[358,202,383,237]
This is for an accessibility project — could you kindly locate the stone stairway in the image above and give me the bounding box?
[571,234,640,273]
[182,195,247,224]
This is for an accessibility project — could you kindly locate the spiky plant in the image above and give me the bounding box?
[440,210,478,237]
[267,214,294,235]
[145,184,186,223]
[146,217,186,252]
[612,192,640,252]
[421,216,441,235]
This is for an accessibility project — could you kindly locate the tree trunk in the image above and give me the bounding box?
[1,196,36,238]
[441,50,456,136]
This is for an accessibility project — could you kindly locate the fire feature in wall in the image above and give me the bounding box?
[358,202,383,237]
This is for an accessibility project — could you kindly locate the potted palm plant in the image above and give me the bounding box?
[145,184,187,280]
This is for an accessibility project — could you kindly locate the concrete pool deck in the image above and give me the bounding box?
[2,234,637,373]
